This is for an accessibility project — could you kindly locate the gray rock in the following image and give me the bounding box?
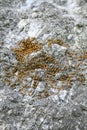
[0,0,87,130]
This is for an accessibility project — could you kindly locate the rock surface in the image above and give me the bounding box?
[0,0,87,130]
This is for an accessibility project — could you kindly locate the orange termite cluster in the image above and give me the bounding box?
[78,50,87,61]
[6,37,86,98]
[12,37,42,62]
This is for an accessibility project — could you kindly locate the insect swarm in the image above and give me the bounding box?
[6,37,86,98]
[11,37,42,63]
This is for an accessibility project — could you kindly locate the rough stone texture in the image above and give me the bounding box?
[0,0,87,130]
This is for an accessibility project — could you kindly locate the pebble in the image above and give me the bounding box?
[80,104,87,111]
[7,110,13,115]
[50,88,57,94]
[36,82,46,92]
[72,106,82,117]
[31,12,38,18]
[59,90,68,101]
[67,34,73,40]
[57,81,62,88]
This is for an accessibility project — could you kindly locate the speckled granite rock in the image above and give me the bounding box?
[0,0,87,130]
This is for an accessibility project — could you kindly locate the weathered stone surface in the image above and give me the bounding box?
[0,0,87,130]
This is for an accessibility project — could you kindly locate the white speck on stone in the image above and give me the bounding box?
[17,19,29,29]
[28,21,42,38]
[55,73,62,79]
[22,80,27,85]
[40,117,44,123]
[67,34,73,40]
[0,98,2,102]
[27,78,33,86]
[0,90,7,100]
[32,12,38,18]
[59,120,62,123]
[51,95,59,102]
[57,81,62,87]
[75,126,80,130]
[68,60,72,66]
[15,71,18,76]
[42,125,49,130]
[27,77,32,82]
[50,88,57,93]
[29,51,41,60]
[4,44,11,49]
[7,110,13,115]
[42,33,50,40]
[36,82,46,92]
[59,90,67,101]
